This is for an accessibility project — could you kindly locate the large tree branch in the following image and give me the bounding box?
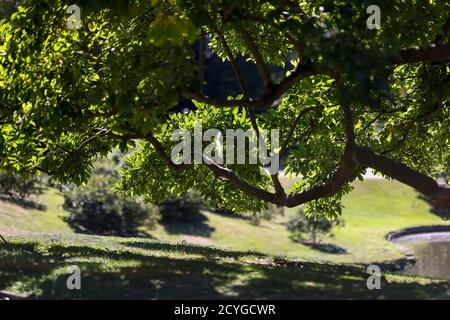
[285,103,358,207]
[146,132,189,173]
[204,159,282,204]
[396,42,450,65]
[286,145,358,207]
[355,147,450,207]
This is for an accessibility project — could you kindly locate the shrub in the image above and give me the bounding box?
[159,193,206,222]
[249,204,285,226]
[63,184,159,236]
[287,208,343,245]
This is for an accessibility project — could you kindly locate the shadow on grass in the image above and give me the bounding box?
[301,242,348,255]
[0,241,449,299]
[0,194,46,211]
[121,240,267,259]
[160,214,216,238]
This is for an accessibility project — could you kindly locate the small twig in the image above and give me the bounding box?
[0,234,8,245]
[217,29,260,139]
[199,30,207,95]
[239,28,271,88]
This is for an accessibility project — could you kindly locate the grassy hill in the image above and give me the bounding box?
[1,234,449,299]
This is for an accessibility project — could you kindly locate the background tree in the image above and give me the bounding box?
[1,0,450,219]
[0,172,43,201]
[287,208,343,245]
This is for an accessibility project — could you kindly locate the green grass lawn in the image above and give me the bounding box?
[151,179,450,264]
[0,189,71,233]
[1,234,449,299]
[1,180,449,264]
[1,179,450,299]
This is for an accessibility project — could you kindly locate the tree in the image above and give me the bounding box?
[0,172,43,200]
[287,208,343,245]
[1,1,450,218]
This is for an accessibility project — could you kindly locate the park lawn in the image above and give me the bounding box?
[151,179,450,264]
[0,234,449,299]
[0,189,71,234]
[0,179,449,265]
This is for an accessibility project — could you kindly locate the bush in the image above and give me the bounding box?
[159,193,206,222]
[287,209,343,245]
[63,185,159,236]
[0,173,43,200]
[249,204,285,226]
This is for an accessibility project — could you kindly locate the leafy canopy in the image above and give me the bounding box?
[1,0,450,216]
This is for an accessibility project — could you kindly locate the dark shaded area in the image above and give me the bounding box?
[0,194,46,211]
[300,242,348,255]
[174,40,288,114]
[159,195,215,237]
[0,0,16,18]
[62,185,159,237]
[121,240,267,259]
[212,208,253,221]
[1,240,449,300]
[417,194,450,220]
[160,217,215,238]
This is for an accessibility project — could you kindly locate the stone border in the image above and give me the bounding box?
[386,225,450,241]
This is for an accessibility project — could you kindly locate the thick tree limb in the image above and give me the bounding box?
[184,41,450,111]
[355,147,450,207]
[146,132,189,173]
[271,174,286,196]
[396,42,450,65]
[204,159,281,204]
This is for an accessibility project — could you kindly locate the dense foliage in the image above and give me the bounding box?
[1,0,450,218]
